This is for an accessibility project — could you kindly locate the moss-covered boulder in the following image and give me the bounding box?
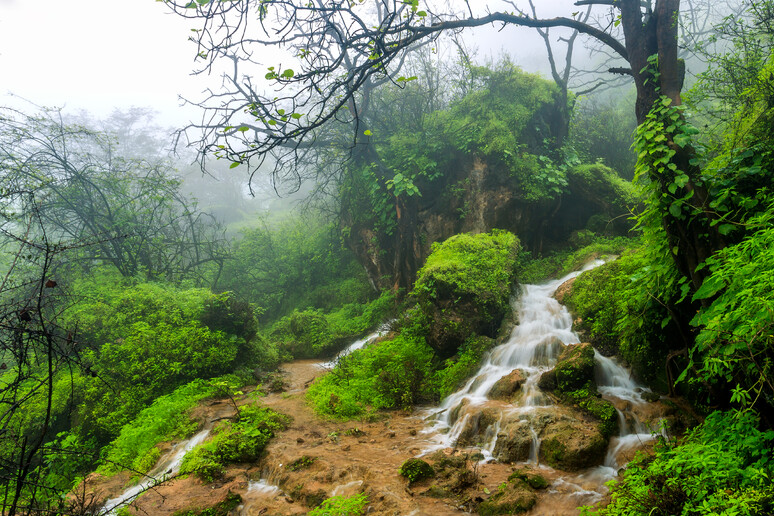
[555,343,596,392]
[539,420,607,471]
[399,458,435,484]
[413,230,520,358]
[488,369,527,401]
[478,477,537,515]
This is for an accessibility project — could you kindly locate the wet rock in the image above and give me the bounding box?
[553,277,576,304]
[487,369,526,401]
[429,452,477,493]
[492,421,533,463]
[398,458,434,484]
[555,343,595,392]
[508,469,549,490]
[642,391,661,403]
[537,369,557,391]
[539,419,607,471]
[477,479,537,515]
[456,408,499,446]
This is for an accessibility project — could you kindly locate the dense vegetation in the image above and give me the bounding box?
[1,0,773,514]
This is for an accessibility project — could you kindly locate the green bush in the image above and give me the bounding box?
[433,336,495,399]
[583,411,774,516]
[99,379,217,476]
[179,405,289,482]
[308,493,369,516]
[306,335,436,419]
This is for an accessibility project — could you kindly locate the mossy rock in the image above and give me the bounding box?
[577,396,619,438]
[399,458,435,484]
[478,480,537,515]
[413,230,520,358]
[539,420,607,471]
[172,492,242,516]
[508,470,549,490]
[554,343,595,392]
[537,369,557,391]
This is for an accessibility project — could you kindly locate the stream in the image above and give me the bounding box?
[421,260,665,507]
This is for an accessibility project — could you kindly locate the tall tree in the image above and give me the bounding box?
[165,0,727,291]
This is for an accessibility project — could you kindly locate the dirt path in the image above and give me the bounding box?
[86,359,622,515]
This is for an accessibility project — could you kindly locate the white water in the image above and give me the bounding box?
[319,322,391,369]
[424,260,604,453]
[421,259,664,499]
[101,428,212,515]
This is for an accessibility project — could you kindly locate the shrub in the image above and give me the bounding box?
[306,335,436,419]
[180,405,289,482]
[308,493,369,516]
[583,411,774,516]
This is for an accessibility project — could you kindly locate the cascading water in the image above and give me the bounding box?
[101,428,212,515]
[422,259,665,507]
[424,260,603,455]
[319,322,391,369]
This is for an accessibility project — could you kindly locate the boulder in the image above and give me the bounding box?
[478,478,537,515]
[488,369,527,401]
[555,342,595,392]
[539,419,607,471]
[456,407,500,447]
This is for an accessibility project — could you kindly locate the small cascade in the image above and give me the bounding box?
[595,351,665,470]
[424,260,603,452]
[319,322,391,369]
[101,428,212,515]
[420,259,669,512]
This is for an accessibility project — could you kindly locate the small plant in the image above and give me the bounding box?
[399,458,434,484]
[308,493,369,516]
[344,427,366,437]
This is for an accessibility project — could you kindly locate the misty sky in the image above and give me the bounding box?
[0,0,595,128]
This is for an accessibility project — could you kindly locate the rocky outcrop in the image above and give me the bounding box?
[347,158,636,291]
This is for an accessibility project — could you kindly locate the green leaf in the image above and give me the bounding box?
[364,129,372,136]
[229,162,240,169]
[693,276,724,301]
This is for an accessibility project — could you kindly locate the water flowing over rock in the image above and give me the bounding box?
[422,260,670,509]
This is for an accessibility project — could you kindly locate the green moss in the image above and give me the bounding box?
[172,492,242,516]
[554,344,595,392]
[478,477,537,515]
[308,493,369,516]
[399,458,435,483]
[287,455,317,471]
[578,396,619,439]
[414,230,519,310]
[508,470,549,490]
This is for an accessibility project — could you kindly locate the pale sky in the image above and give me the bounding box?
[0,0,203,126]
[0,0,593,130]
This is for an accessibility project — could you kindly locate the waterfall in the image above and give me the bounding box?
[424,260,603,452]
[422,258,663,482]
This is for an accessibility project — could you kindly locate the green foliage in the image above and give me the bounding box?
[179,405,289,482]
[414,230,519,309]
[433,336,495,399]
[398,458,435,483]
[218,215,373,322]
[688,211,774,408]
[99,378,217,476]
[570,96,638,179]
[267,290,396,359]
[306,335,437,419]
[517,236,634,284]
[584,411,774,516]
[308,493,369,516]
[61,274,267,444]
